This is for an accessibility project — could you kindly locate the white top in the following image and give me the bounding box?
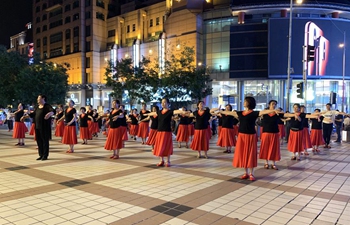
[344,117,350,126]
[321,110,339,124]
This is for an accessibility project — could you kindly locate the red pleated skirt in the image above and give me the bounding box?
[153,131,173,156]
[188,124,195,136]
[311,129,324,146]
[233,133,257,168]
[29,123,35,135]
[137,122,149,138]
[217,128,236,147]
[233,125,239,137]
[287,130,303,153]
[88,120,93,133]
[93,122,99,133]
[146,129,157,145]
[121,126,128,141]
[259,132,281,161]
[55,120,65,137]
[129,124,139,136]
[302,127,312,149]
[13,122,26,138]
[104,127,123,150]
[80,127,90,140]
[191,129,209,151]
[206,125,211,139]
[259,127,263,140]
[62,126,77,144]
[278,124,285,138]
[176,124,189,142]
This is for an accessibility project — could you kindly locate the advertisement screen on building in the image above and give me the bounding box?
[269,18,350,79]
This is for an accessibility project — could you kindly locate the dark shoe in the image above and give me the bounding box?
[41,157,48,161]
[15,143,20,146]
[157,161,164,167]
[291,156,297,160]
[36,157,43,160]
[271,165,279,170]
[264,164,269,169]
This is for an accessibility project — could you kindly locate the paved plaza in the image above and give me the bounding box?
[0,127,349,225]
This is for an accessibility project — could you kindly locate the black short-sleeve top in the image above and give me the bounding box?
[92,113,99,122]
[87,110,93,121]
[157,109,174,132]
[302,113,310,128]
[311,117,324,130]
[65,108,76,126]
[140,110,150,122]
[237,110,260,134]
[79,114,88,127]
[218,116,223,126]
[109,109,122,128]
[194,108,211,130]
[15,110,24,122]
[221,114,234,129]
[120,112,127,127]
[290,113,306,131]
[262,113,284,133]
[150,115,158,129]
[179,115,190,125]
[129,114,139,125]
[56,111,64,120]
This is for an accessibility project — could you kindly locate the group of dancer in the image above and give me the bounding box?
[10,95,350,181]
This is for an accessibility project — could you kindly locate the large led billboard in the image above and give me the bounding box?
[269,18,350,79]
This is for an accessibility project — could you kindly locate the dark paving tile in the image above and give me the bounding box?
[59,179,90,187]
[174,205,193,212]
[163,209,184,217]
[161,202,180,208]
[150,205,169,213]
[5,166,30,171]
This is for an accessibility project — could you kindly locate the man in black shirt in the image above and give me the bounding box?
[335,110,343,142]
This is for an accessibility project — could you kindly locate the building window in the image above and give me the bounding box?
[132,24,136,32]
[42,25,47,31]
[96,12,105,21]
[150,19,153,27]
[36,6,40,13]
[73,43,79,52]
[85,0,91,7]
[42,3,47,10]
[73,13,79,21]
[86,25,91,37]
[42,14,47,21]
[36,39,41,48]
[86,42,91,51]
[36,27,41,34]
[73,27,79,37]
[65,16,71,24]
[156,17,160,25]
[49,8,62,18]
[96,0,105,8]
[50,47,63,57]
[50,32,63,44]
[86,57,91,68]
[127,25,130,33]
[65,45,71,54]
[36,17,40,23]
[65,4,71,12]
[43,37,47,46]
[73,0,79,9]
[108,29,115,37]
[49,20,63,29]
[85,11,91,19]
[66,29,71,39]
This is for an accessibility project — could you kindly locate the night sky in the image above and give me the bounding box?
[0,0,33,48]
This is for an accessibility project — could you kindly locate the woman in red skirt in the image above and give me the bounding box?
[144,99,188,167]
[138,103,150,144]
[277,107,285,145]
[104,100,124,159]
[62,100,77,153]
[259,100,284,170]
[284,104,319,160]
[310,109,324,153]
[119,106,128,146]
[86,105,93,140]
[300,105,312,156]
[55,104,65,142]
[176,107,190,148]
[190,101,216,159]
[29,117,36,141]
[92,109,100,137]
[220,97,278,181]
[12,103,27,146]
[188,114,195,141]
[217,104,236,153]
[146,105,159,151]
[128,109,139,141]
[78,107,90,145]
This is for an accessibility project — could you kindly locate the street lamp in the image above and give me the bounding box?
[339,31,346,112]
[286,0,303,111]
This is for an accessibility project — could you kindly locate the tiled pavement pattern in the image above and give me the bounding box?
[0,128,350,225]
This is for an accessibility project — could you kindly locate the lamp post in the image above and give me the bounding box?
[340,32,346,112]
[286,0,303,111]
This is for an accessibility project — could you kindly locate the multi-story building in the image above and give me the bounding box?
[31,0,350,111]
[8,22,34,64]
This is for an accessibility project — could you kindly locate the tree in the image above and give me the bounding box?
[0,46,28,106]
[105,57,158,107]
[16,61,69,105]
